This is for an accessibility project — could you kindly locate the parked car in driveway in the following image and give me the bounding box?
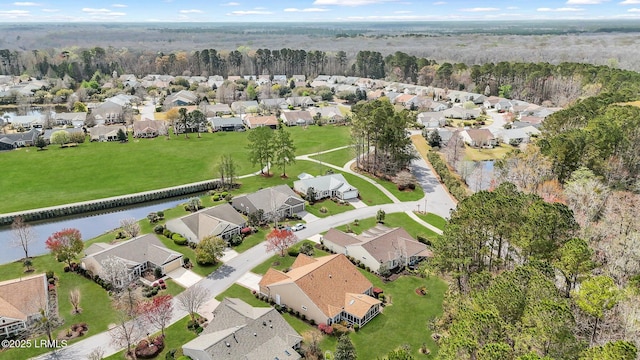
[292,223,306,231]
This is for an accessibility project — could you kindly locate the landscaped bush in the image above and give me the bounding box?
[287,248,300,257]
[332,323,349,336]
[318,323,334,335]
[229,234,243,246]
[46,270,55,279]
[212,194,220,201]
[172,234,188,245]
[319,206,328,213]
[416,234,432,246]
[163,229,174,239]
[154,225,165,234]
[135,335,165,359]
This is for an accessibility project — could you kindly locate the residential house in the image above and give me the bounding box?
[518,116,544,126]
[293,173,359,200]
[417,112,446,129]
[81,234,183,285]
[182,298,302,360]
[209,117,244,132]
[260,98,287,112]
[315,106,345,124]
[322,226,432,273]
[231,100,259,114]
[164,90,198,108]
[244,115,278,129]
[495,100,514,112]
[133,119,167,138]
[54,112,87,127]
[201,103,232,117]
[232,185,305,220]
[496,126,541,145]
[460,128,497,148]
[393,94,416,107]
[165,203,246,243]
[105,94,138,107]
[436,128,456,146]
[443,107,480,120]
[281,110,314,126]
[91,101,124,125]
[286,96,315,108]
[0,274,49,339]
[259,254,381,327]
[427,101,449,112]
[0,128,40,150]
[89,125,126,142]
[10,115,42,129]
[483,96,501,109]
[292,74,306,82]
[42,127,84,143]
[511,120,542,129]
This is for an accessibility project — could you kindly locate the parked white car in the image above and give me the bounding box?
[292,223,306,231]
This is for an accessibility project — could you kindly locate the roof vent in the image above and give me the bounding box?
[329,274,332,278]
[263,321,267,326]
[225,341,230,347]
[254,332,257,336]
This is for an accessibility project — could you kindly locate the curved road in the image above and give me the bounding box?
[34,144,456,360]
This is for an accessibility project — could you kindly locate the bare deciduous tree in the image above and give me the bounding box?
[11,216,36,261]
[110,312,141,359]
[69,288,82,314]
[100,256,131,292]
[442,131,465,169]
[87,347,105,360]
[177,284,210,321]
[119,218,140,238]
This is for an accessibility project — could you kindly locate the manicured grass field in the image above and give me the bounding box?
[338,212,440,241]
[309,147,355,167]
[1,126,350,213]
[251,240,330,275]
[413,212,447,231]
[306,198,354,218]
[464,143,512,161]
[356,169,425,202]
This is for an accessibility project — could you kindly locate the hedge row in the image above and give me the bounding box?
[426,151,468,201]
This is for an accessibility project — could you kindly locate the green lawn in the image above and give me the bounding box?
[215,273,446,359]
[357,170,425,202]
[349,275,447,359]
[414,212,447,231]
[0,126,350,213]
[252,240,330,275]
[463,143,512,161]
[338,212,440,242]
[310,147,355,167]
[0,257,119,360]
[104,316,197,360]
[306,198,354,218]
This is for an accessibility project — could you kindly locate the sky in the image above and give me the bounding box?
[2,0,640,22]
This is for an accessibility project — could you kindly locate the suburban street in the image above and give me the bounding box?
[33,143,456,360]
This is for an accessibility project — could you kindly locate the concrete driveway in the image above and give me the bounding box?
[167,267,203,288]
[236,272,263,292]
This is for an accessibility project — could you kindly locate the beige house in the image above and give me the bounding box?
[259,254,381,327]
[182,298,302,360]
[0,274,49,339]
[322,226,432,274]
[244,115,278,129]
[89,125,126,142]
[165,203,246,244]
[81,234,183,284]
[133,119,167,138]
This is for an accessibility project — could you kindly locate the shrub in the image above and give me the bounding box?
[318,323,333,335]
[229,234,243,246]
[154,225,165,234]
[287,248,300,257]
[183,257,190,265]
[46,271,55,279]
[427,151,468,201]
[332,323,349,336]
[157,211,164,218]
[299,242,315,256]
[163,229,173,239]
[416,234,432,246]
[354,324,360,332]
[172,234,187,245]
[154,267,163,279]
[147,212,160,223]
[212,194,220,201]
[135,335,165,359]
[241,227,252,235]
[319,206,328,213]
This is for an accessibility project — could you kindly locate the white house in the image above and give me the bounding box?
[293,173,359,200]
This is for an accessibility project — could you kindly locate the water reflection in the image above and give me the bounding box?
[0,196,192,265]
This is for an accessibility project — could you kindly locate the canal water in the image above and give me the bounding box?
[0,196,192,265]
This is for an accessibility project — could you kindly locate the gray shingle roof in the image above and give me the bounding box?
[183,298,301,360]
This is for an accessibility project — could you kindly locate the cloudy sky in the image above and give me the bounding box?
[2,0,640,22]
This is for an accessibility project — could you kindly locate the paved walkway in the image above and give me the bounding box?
[33,144,456,360]
[236,272,262,292]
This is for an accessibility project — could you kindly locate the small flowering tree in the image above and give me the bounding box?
[266,228,297,257]
[45,228,83,267]
[138,294,173,336]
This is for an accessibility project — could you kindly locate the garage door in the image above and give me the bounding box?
[163,259,182,273]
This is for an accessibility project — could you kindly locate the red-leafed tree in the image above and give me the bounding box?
[138,294,173,336]
[45,228,84,267]
[265,228,297,257]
